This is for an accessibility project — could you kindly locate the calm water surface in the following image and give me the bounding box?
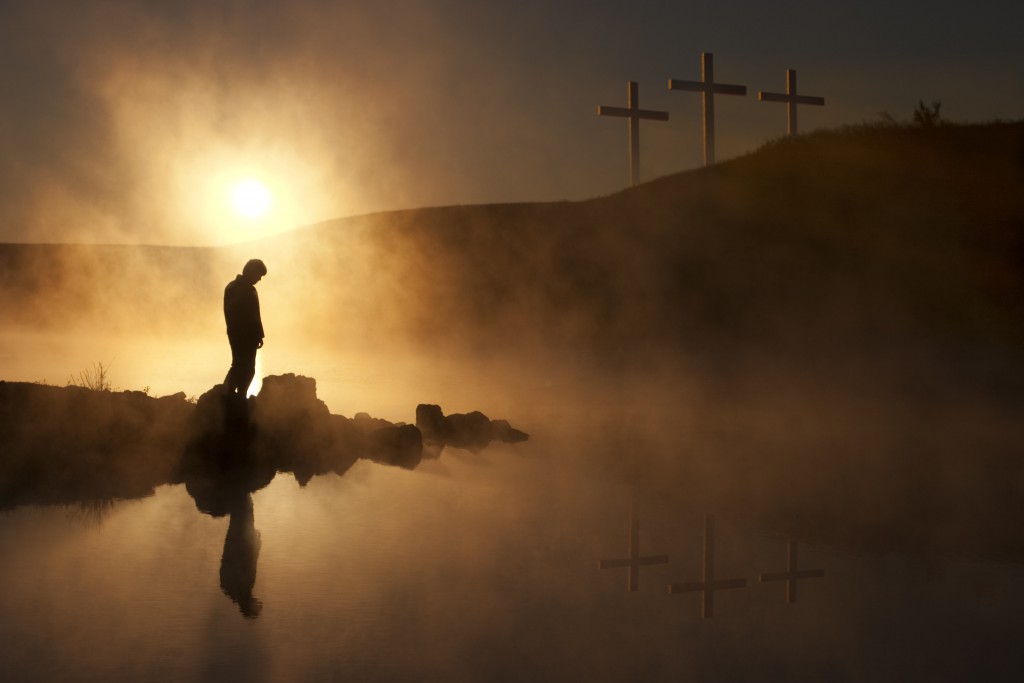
[2,334,1023,681]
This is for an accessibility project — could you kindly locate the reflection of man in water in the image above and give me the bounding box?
[223,259,267,397]
[183,412,275,619]
[184,462,270,619]
[220,492,263,618]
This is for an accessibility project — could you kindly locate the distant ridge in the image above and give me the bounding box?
[2,121,1023,380]
[5,122,1024,562]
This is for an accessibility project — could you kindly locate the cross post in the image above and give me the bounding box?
[598,502,669,592]
[668,514,746,618]
[668,52,747,166]
[598,81,669,186]
[758,541,825,603]
[757,69,825,136]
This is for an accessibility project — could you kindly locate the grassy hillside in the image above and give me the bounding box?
[2,121,1023,385]
[289,122,1024,388]
[3,121,1024,560]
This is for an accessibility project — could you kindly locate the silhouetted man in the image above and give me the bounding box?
[223,259,267,397]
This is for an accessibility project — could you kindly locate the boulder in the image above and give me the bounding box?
[416,403,530,454]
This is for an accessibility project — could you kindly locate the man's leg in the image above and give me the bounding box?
[235,343,258,397]
[226,337,252,395]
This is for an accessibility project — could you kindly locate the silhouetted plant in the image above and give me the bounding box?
[913,100,942,127]
[64,498,122,524]
[68,361,114,392]
[875,110,900,127]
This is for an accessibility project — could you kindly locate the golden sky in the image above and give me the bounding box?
[0,1,1021,245]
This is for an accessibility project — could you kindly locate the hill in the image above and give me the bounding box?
[3,122,1022,371]
[3,121,1024,561]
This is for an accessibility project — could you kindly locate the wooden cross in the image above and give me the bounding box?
[668,52,747,166]
[758,541,825,603]
[757,69,825,136]
[668,514,746,618]
[598,503,669,592]
[598,81,670,187]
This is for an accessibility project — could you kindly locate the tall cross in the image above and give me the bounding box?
[758,541,825,603]
[757,69,825,136]
[668,52,747,166]
[668,514,746,618]
[598,502,669,592]
[598,81,669,186]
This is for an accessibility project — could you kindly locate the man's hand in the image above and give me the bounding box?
[257,339,264,349]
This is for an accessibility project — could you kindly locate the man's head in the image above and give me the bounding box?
[241,259,267,285]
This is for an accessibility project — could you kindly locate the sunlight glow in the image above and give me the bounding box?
[249,353,263,398]
[181,148,340,244]
[231,179,272,218]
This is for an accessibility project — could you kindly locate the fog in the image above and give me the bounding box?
[3,124,1023,560]
[1,15,1023,672]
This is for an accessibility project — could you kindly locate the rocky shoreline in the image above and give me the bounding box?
[0,373,528,510]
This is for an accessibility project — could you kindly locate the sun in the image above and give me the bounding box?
[230,179,272,218]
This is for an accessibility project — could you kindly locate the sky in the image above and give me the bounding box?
[0,0,1021,245]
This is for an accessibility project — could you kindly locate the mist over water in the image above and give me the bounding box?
[4,306,1024,676]
[2,124,1024,680]
[1,388,1023,682]
[2,315,1024,680]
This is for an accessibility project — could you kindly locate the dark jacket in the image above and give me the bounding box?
[224,275,264,343]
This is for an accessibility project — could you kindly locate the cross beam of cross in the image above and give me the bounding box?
[598,503,669,592]
[668,52,747,166]
[758,541,825,603]
[598,81,670,186]
[758,69,825,136]
[668,514,746,618]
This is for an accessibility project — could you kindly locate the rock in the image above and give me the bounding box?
[416,403,530,454]
[446,411,494,452]
[491,419,529,444]
[250,374,334,462]
[415,404,449,446]
[366,424,423,469]
[0,381,193,508]
[0,375,529,509]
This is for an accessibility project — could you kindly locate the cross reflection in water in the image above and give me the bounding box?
[598,498,670,592]
[669,513,747,618]
[759,540,826,604]
[599,507,828,619]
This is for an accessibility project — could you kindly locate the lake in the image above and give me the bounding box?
[2,333,1023,682]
